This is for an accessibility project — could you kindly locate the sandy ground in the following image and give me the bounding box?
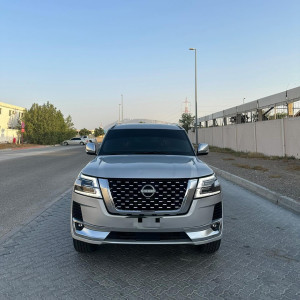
[200,150,300,201]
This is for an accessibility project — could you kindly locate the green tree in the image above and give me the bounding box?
[79,128,91,136]
[94,127,105,137]
[179,113,195,132]
[23,102,77,145]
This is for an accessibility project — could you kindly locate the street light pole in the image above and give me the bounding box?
[189,48,198,145]
[121,94,124,123]
[118,104,121,124]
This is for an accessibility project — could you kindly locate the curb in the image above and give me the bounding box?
[211,165,300,215]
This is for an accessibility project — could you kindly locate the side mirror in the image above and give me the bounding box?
[197,143,209,155]
[86,142,96,155]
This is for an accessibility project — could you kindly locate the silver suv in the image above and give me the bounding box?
[71,124,222,253]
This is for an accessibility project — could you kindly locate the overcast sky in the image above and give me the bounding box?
[1,0,299,129]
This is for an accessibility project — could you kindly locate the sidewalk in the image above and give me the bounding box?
[200,149,300,212]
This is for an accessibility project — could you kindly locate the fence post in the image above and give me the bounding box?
[281,118,286,156]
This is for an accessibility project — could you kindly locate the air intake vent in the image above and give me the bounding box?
[106,231,190,241]
[213,202,222,220]
[108,178,188,211]
[72,201,83,221]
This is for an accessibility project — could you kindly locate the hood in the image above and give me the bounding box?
[82,155,213,179]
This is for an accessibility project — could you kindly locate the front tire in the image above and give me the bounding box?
[200,240,221,254]
[73,238,97,253]
[63,142,68,146]
[80,142,84,145]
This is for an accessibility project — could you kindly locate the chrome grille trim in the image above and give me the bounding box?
[99,178,198,216]
[109,179,188,211]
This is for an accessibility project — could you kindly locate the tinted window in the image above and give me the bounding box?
[99,129,195,156]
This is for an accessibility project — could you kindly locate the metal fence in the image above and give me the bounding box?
[197,86,300,128]
[189,86,300,158]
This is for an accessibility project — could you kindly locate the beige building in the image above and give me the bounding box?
[0,102,26,143]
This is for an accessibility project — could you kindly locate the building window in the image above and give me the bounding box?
[9,110,12,116]
[0,108,2,114]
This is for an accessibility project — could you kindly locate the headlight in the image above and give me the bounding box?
[194,174,221,198]
[74,173,102,198]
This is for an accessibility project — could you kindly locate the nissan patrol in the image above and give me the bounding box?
[71,124,222,253]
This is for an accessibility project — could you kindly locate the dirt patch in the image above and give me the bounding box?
[233,163,268,172]
[269,174,281,178]
[286,165,300,171]
[200,150,300,201]
[209,146,296,161]
[222,158,235,161]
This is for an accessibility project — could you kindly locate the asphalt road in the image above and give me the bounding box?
[0,146,93,239]
[0,178,299,299]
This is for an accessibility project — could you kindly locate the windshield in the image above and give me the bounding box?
[99,129,195,156]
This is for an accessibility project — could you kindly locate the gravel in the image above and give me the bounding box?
[200,151,300,202]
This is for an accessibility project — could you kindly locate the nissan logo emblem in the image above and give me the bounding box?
[141,184,156,198]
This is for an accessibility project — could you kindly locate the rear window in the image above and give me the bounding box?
[99,129,195,156]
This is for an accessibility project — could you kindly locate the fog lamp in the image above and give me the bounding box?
[211,222,220,231]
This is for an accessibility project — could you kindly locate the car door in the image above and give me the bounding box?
[70,138,78,145]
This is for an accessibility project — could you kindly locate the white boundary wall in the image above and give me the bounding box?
[0,129,20,143]
[188,118,300,159]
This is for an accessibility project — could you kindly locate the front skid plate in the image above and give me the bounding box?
[72,218,222,245]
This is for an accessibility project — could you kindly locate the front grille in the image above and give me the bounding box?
[108,179,188,211]
[213,202,222,220]
[72,201,83,221]
[106,231,190,241]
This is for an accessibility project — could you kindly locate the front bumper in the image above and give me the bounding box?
[71,192,222,245]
